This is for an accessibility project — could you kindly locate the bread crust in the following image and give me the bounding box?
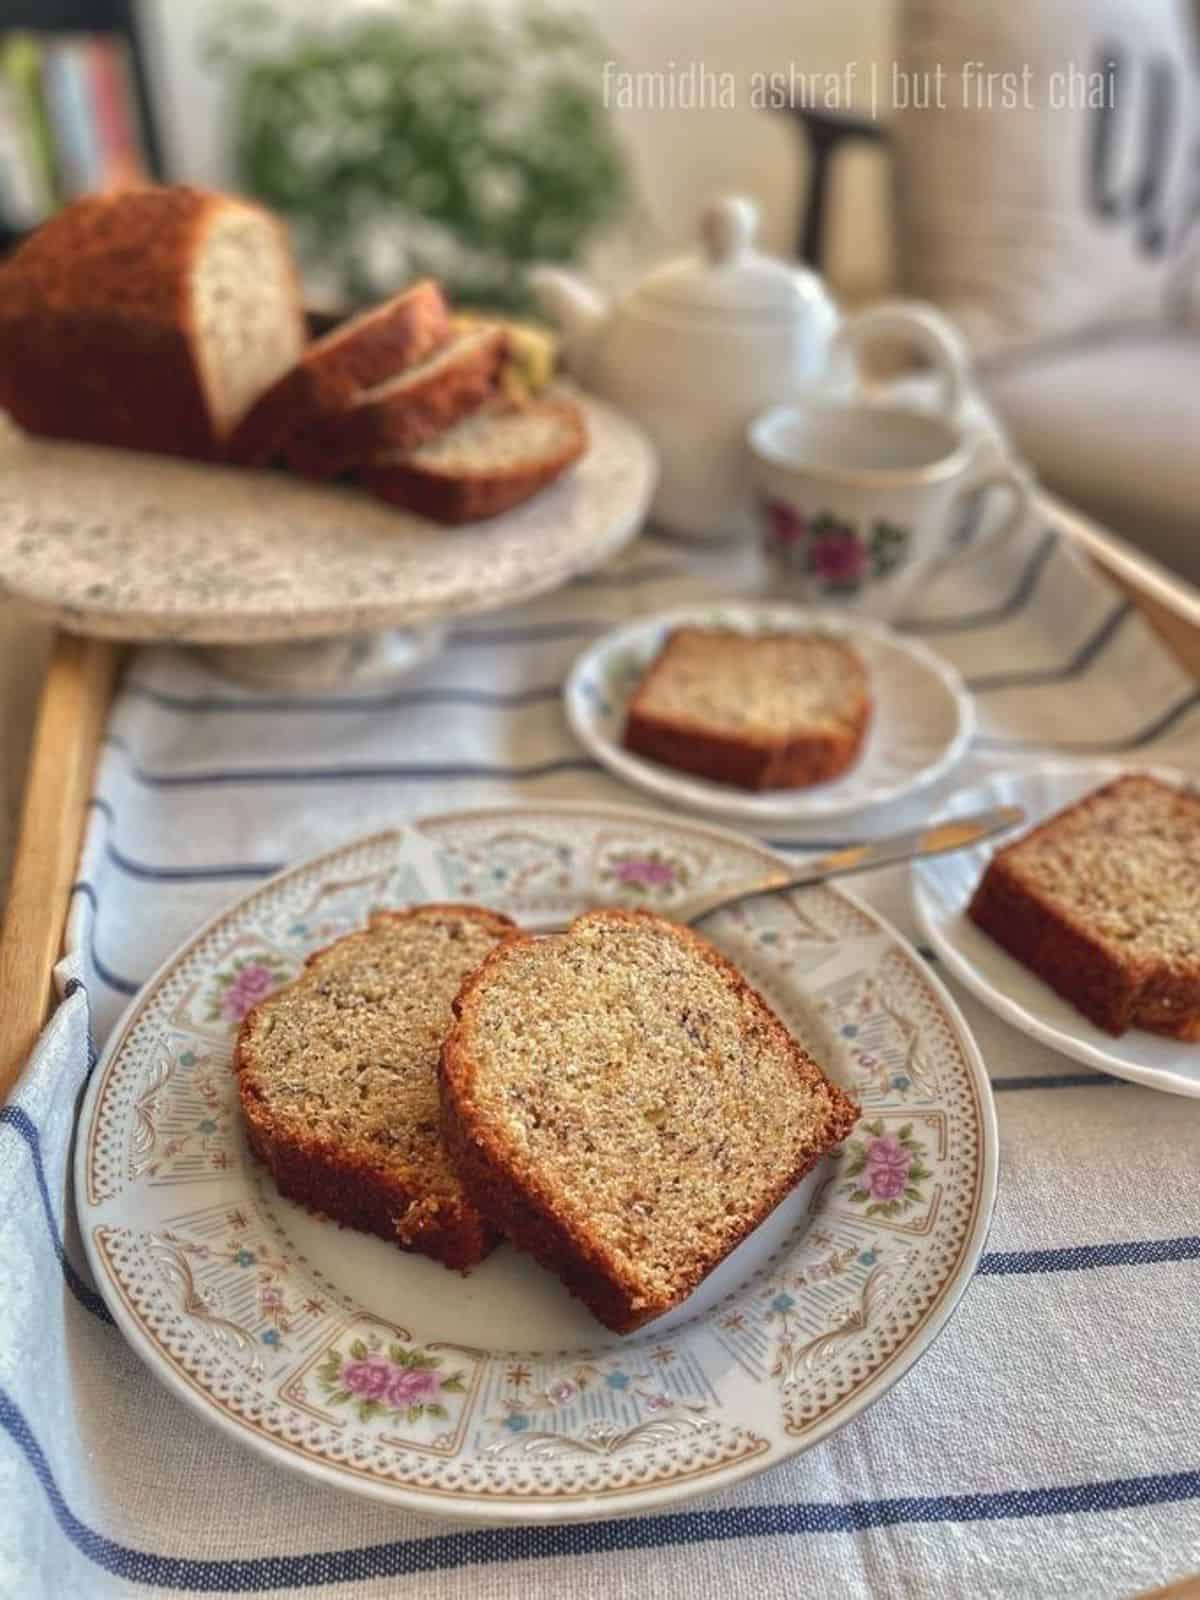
[235,903,517,1270]
[362,396,587,524]
[284,327,507,479]
[968,776,1200,1039]
[0,186,301,461]
[440,908,860,1332]
[227,280,451,466]
[623,631,872,792]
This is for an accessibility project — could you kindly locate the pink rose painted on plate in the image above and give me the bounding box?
[862,1133,911,1200]
[601,849,690,900]
[613,858,674,888]
[221,963,278,1020]
[208,956,290,1024]
[386,1367,442,1406]
[838,1120,932,1218]
[317,1338,465,1424]
[341,1357,394,1402]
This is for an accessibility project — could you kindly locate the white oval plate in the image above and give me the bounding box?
[912,761,1200,1096]
[564,604,974,825]
[79,803,996,1523]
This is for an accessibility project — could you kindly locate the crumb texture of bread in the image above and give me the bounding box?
[624,629,872,791]
[284,324,507,478]
[363,395,587,523]
[0,186,304,460]
[968,774,1200,1038]
[441,909,859,1330]
[235,904,516,1269]
[227,280,450,466]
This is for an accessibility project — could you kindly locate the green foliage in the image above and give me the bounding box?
[206,0,630,310]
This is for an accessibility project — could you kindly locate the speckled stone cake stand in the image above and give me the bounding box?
[0,391,654,690]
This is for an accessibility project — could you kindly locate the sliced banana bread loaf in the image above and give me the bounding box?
[968,773,1200,1038]
[441,908,859,1331]
[236,904,516,1269]
[624,628,872,791]
[227,279,451,467]
[0,185,305,460]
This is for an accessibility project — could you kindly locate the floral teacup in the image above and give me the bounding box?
[747,399,1033,620]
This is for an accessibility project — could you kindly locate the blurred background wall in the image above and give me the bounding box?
[138,0,896,302]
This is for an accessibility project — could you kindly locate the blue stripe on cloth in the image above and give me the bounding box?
[976,688,1200,753]
[899,531,1058,635]
[3,1383,1199,1591]
[105,840,283,883]
[450,620,605,647]
[992,1071,1121,1092]
[978,1237,1200,1275]
[86,797,283,881]
[69,883,139,996]
[121,682,565,715]
[0,1106,114,1326]
[964,602,1132,692]
[100,739,602,789]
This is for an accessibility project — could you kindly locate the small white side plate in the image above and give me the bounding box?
[912,761,1200,1096]
[564,603,975,824]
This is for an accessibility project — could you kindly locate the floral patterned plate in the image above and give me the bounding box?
[564,604,975,825]
[78,803,996,1522]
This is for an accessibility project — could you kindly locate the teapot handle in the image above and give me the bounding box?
[830,300,970,421]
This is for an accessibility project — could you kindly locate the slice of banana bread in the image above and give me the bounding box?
[227,279,451,467]
[283,325,507,479]
[235,904,516,1269]
[968,774,1200,1038]
[441,909,859,1331]
[623,628,872,791]
[362,394,586,523]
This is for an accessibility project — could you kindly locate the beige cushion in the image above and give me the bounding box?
[978,328,1200,580]
[893,0,1200,355]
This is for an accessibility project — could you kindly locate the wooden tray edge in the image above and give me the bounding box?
[0,633,122,1102]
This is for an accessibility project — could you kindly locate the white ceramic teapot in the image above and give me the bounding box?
[531,194,969,541]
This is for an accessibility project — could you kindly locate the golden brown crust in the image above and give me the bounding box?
[0,185,300,461]
[968,776,1200,1039]
[624,709,867,790]
[284,328,507,479]
[362,397,587,524]
[440,909,860,1331]
[227,280,451,466]
[235,902,518,1270]
[622,632,872,792]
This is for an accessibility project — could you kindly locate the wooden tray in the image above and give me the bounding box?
[1,493,1197,1104]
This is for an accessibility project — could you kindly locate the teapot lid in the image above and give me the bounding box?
[631,195,827,318]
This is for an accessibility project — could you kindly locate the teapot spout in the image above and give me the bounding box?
[528,266,609,380]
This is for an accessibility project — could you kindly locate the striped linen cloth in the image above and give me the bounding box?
[3,504,1199,1600]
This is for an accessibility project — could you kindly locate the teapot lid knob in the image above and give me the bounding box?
[700,195,757,264]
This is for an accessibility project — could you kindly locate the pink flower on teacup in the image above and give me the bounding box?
[809,527,867,585]
[761,497,807,546]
